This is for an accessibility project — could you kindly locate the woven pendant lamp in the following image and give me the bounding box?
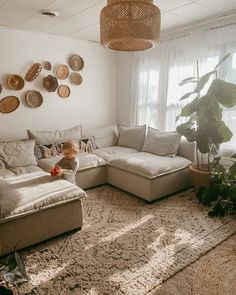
[100,0,161,51]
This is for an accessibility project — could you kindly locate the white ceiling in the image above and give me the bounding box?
[0,0,236,42]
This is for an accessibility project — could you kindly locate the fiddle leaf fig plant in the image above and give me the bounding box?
[176,54,236,170]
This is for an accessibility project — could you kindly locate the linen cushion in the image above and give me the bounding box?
[0,139,37,168]
[83,125,118,148]
[92,146,138,162]
[117,125,146,150]
[108,152,191,179]
[27,125,82,145]
[38,153,106,173]
[143,127,181,157]
[0,171,86,219]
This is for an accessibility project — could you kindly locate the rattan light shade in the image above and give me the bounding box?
[100,0,161,51]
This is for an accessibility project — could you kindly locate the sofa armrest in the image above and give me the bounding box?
[177,139,195,162]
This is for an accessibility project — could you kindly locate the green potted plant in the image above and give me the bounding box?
[176,53,236,194]
[197,152,236,216]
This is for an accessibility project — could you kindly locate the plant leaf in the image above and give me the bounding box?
[229,162,236,180]
[181,97,198,117]
[175,114,181,122]
[215,53,231,69]
[194,70,216,93]
[208,79,236,108]
[179,92,194,101]
[179,77,197,86]
[14,252,29,281]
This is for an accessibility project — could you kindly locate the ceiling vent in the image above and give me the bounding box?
[40,10,58,17]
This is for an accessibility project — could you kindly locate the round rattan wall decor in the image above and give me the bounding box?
[70,72,83,85]
[56,64,69,80]
[43,61,52,71]
[58,85,70,98]
[7,74,25,90]
[25,90,43,108]
[69,54,84,71]
[43,75,58,92]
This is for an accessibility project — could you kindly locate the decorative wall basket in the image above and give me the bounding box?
[69,54,84,71]
[56,64,69,80]
[7,74,25,90]
[43,75,58,92]
[58,85,70,98]
[0,96,20,113]
[25,63,42,82]
[70,73,83,85]
[25,90,43,108]
[43,61,52,71]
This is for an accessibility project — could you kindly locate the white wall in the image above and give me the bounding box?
[0,27,116,140]
[116,52,134,126]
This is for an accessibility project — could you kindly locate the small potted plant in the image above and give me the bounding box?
[176,54,236,194]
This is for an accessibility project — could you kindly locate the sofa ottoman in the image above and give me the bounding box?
[107,152,192,201]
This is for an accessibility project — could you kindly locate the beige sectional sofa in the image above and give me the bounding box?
[0,124,194,257]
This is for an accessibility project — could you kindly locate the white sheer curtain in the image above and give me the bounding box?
[130,20,236,147]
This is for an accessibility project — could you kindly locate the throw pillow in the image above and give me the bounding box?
[0,139,37,168]
[35,143,61,160]
[77,137,98,153]
[27,125,82,145]
[83,125,118,148]
[142,127,181,157]
[34,137,98,160]
[117,125,146,150]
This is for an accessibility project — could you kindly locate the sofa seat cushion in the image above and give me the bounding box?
[92,146,139,161]
[0,171,86,221]
[38,152,106,173]
[108,152,192,179]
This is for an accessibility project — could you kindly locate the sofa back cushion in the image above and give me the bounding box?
[27,125,82,145]
[83,125,118,148]
[0,139,37,168]
[142,127,181,157]
[117,125,146,150]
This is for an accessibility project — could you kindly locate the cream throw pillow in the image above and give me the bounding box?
[27,125,82,145]
[118,125,146,150]
[0,139,37,168]
[142,127,181,157]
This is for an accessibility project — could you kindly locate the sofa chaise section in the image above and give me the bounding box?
[0,170,86,257]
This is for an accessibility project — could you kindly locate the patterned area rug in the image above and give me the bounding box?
[15,185,236,295]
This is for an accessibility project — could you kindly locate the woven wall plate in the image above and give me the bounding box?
[70,73,83,85]
[7,74,25,90]
[0,83,2,94]
[69,54,84,71]
[43,75,58,92]
[56,64,69,80]
[0,96,20,113]
[58,85,70,98]
[25,63,42,82]
[43,61,52,71]
[25,90,43,108]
